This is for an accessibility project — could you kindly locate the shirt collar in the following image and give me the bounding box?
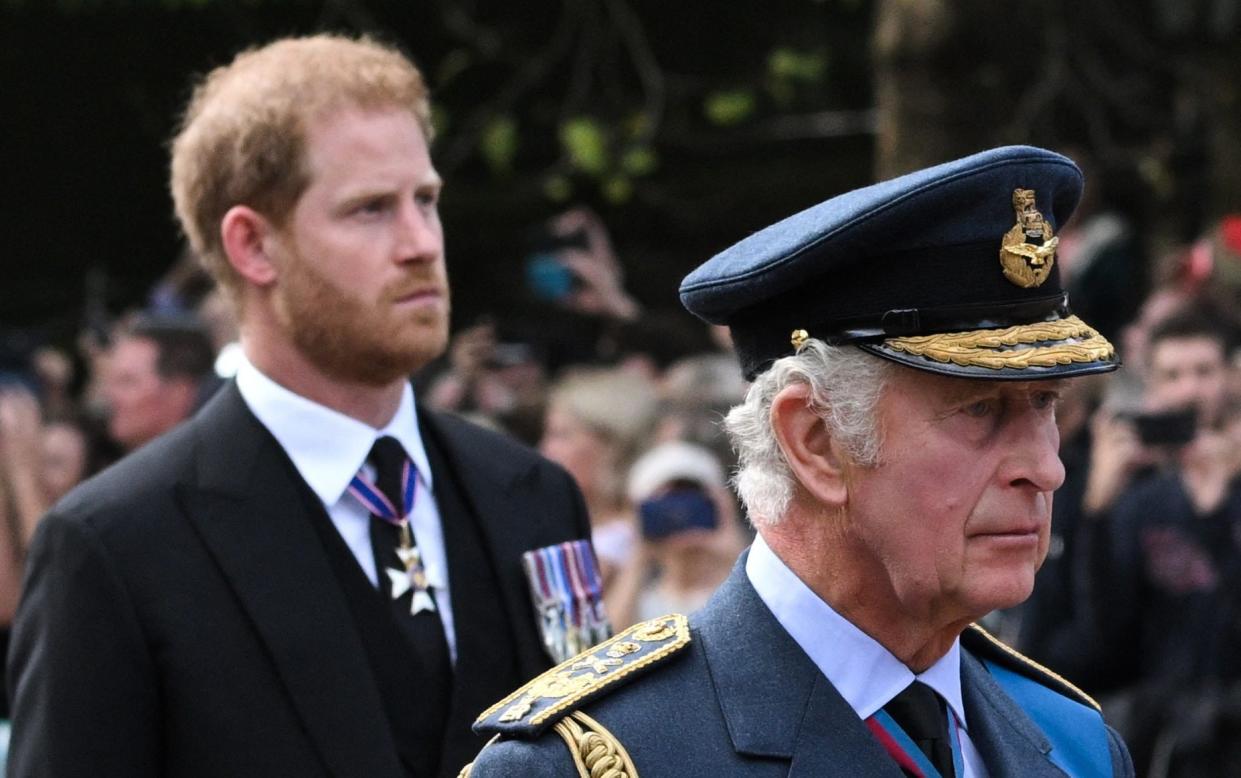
[745,533,968,729]
[235,355,435,506]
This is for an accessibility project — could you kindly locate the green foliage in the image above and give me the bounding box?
[542,174,574,203]
[480,115,518,175]
[602,174,632,204]
[560,117,609,176]
[704,89,756,126]
[767,46,828,107]
[620,145,658,177]
[768,46,827,83]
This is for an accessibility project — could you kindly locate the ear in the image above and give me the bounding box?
[220,205,280,287]
[769,383,850,508]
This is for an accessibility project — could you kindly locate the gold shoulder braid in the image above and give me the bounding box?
[885,315,1114,371]
[475,614,691,735]
[554,711,639,778]
[965,623,1101,711]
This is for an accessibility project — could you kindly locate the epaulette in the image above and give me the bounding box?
[963,623,1100,711]
[474,613,690,738]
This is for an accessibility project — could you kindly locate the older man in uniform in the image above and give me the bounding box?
[461,146,1134,777]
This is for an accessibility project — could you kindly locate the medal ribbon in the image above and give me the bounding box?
[348,458,416,525]
[864,707,965,778]
[349,456,435,614]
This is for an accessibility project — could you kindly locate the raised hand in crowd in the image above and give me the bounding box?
[546,207,640,321]
[1082,410,1153,516]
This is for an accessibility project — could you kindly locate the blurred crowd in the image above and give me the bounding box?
[4,192,1241,773]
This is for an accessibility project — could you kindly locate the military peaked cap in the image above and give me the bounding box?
[680,145,1119,380]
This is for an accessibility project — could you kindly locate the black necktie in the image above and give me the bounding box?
[885,681,956,777]
[366,437,452,685]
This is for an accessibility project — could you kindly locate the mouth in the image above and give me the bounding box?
[970,523,1043,548]
[392,287,445,307]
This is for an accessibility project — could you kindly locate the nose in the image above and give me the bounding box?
[394,201,442,264]
[1000,410,1066,493]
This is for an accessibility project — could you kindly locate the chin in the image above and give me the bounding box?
[980,574,1037,613]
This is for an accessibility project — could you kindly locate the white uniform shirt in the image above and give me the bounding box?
[746,534,988,777]
[235,356,457,662]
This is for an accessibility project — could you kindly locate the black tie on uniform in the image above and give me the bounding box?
[366,437,453,691]
[885,680,956,777]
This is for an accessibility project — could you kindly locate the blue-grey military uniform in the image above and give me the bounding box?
[464,560,1132,777]
[463,146,1134,777]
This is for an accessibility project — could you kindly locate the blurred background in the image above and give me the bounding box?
[4,0,1237,340]
[2,1,1241,774]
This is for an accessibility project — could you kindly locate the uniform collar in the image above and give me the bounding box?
[746,534,968,729]
[235,355,434,506]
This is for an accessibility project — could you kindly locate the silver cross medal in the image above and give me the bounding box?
[386,524,437,615]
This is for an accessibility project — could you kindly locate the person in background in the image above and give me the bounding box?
[423,320,548,446]
[654,351,751,472]
[1082,311,1241,774]
[607,441,744,628]
[101,313,217,451]
[37,416,90,506]
[539,367,657,615]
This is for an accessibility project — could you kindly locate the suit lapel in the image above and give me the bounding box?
[179,385,404,778]
[417,409,558,677]
[695,561,904,777]
[961,650,1065,777]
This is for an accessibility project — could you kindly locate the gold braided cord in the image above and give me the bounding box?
[884,315,1115,369]
[968,624,1102,712]
[553,711,638,778]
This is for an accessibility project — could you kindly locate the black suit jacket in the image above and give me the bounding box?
[6,383,591,777]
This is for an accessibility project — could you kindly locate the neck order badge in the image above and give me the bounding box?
[349,441,437,615]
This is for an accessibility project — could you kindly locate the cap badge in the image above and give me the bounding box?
[790,329,810,350]
[999,188,1058,288]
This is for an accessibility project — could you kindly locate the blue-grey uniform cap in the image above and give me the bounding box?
[680,145,1119,380]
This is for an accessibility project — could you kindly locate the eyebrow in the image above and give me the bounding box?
[937,379,1066,404]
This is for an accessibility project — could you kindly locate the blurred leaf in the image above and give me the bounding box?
[767,47,827,83]
[704,89,756,126]
[620,146,658,177]
[543,174,574,203]
[436,48,473,89]
[560,117,609,176]
[603,175,633,204]
[480,115,518,175]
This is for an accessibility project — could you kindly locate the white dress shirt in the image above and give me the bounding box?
[746,534,988,777]
[235,356,457,662]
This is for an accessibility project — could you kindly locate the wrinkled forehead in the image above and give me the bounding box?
[885,365,1068,404]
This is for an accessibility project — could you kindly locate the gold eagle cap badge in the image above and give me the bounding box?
[999,188,1058,288]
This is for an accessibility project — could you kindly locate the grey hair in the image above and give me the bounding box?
[723,341,893,527]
